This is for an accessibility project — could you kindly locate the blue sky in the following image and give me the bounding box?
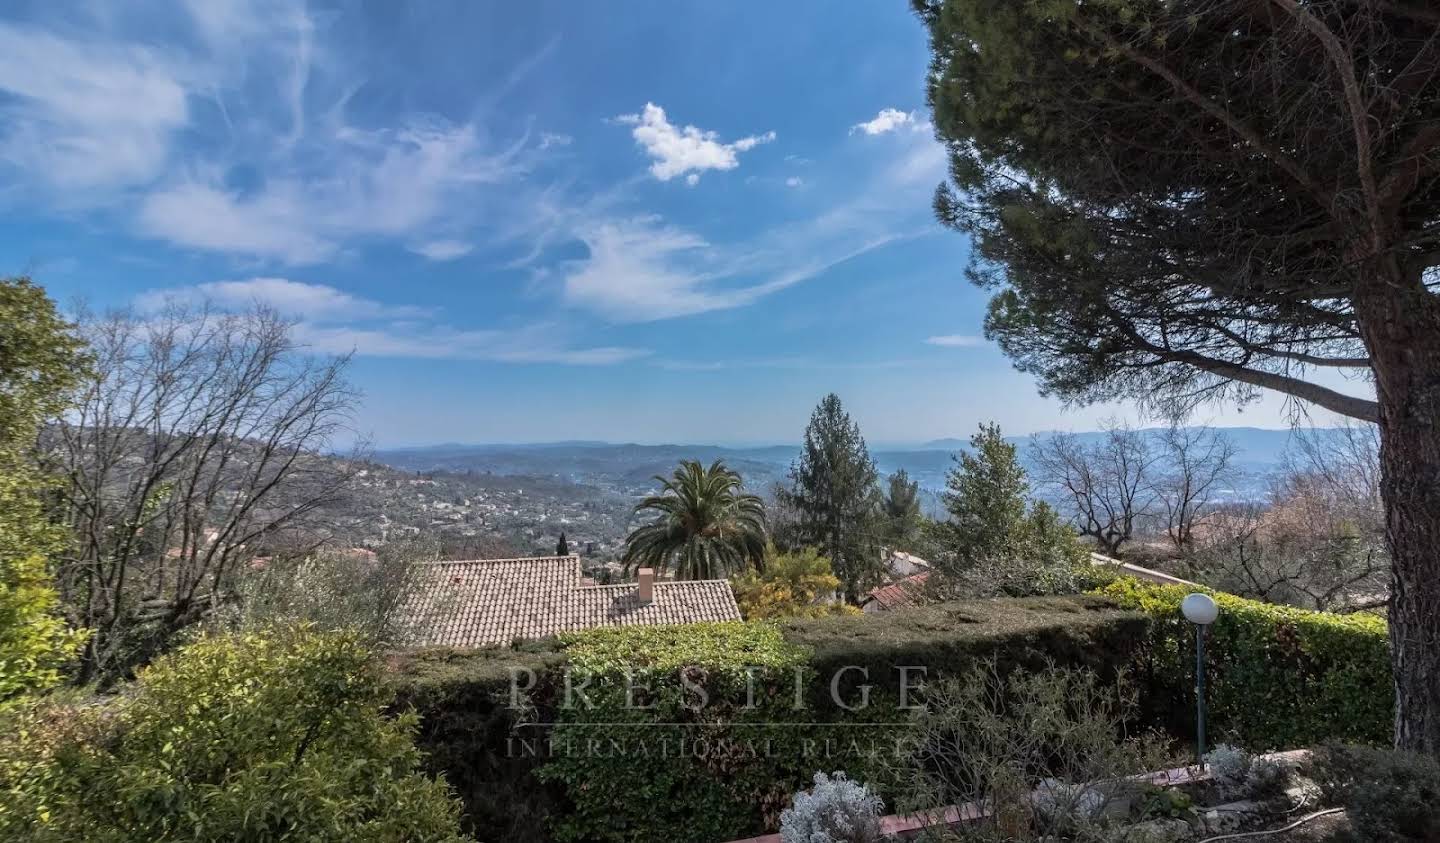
[0,0,1358,446]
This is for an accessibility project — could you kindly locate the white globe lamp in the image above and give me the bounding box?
[1181,592,1219,626]
[1181,592,1220,766]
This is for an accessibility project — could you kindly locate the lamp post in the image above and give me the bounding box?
[1181,592,1219,766]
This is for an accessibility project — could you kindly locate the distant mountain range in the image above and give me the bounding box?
[373,426,1327,503]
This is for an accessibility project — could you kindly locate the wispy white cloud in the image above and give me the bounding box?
[559,216,909,323]
[615,103,774,184]
[138,120,527,264]
[410,240,475,261]
[1,2,547,264]
[0,21,190,194]
[926,334,984,348]
[538,131,572,150]
[785,176,803,188]
[137,277,431,321]
[138,279,646,365]
[851,107,919,136]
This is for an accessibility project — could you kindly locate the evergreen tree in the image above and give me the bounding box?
[915,0,1440,751]
[941,423,1030,564]
[782,394,882,603]
[0,278,89,703]
[937,423,1087,597]
[880,469,924,551]
[555,532,569,557]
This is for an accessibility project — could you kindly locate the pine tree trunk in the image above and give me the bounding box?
[1358,272,1440,754]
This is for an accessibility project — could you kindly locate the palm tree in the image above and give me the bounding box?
[622,460,768,580]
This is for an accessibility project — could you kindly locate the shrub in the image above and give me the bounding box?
[1096,579,1390,749]
[0,625,468,842]
[732,545,859,620]
[779,771,889,843]
[389,642,566,843]
[389,597,1149,841]
[1307,743,1440,842]
[535,622,814,843]
[888,661,1171,842]
[1203,744,1290,800]
[1203,744,1253,797]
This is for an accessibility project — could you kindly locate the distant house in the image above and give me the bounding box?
[405,555,741,647]
[861,570,931,613]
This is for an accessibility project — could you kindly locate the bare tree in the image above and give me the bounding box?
[1185,422,1387,612]
[1155,424,1238,551]
[1029,422,1159,556]
[51,304,359,680]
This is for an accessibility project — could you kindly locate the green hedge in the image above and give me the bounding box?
[389,588,1392,841]
[1096,579,1392,749]
[389,596,1150,843]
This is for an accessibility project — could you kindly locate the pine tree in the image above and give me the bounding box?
[555,532,569,557]
[781,395,881,603]
[880,469,923,551]
[942,423,1030,564]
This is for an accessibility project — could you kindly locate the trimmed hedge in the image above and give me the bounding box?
[1096,579,1392,749]
[389,596,1150,843]
[389,587,1392,841]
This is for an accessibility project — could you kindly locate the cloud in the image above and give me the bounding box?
[1,4,543,264]
[137,120,526,263]
[410,240,474,261]
[137,279,644,365]
[785,176,803,188]
[615,103,774,184]
[137,277,430,321]
[851,108,916,136]
[0,21,190,194]
[538,131,572,150]
[559,216,907,323]
[926,334,984,348]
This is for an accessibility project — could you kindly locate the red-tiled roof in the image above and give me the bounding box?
[865,571,930,610]
[406,555,741,647]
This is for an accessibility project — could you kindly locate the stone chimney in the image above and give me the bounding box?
[637,568,655,603]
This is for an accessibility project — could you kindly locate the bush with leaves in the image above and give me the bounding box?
[732,545,860,620]
[888,661,1172,842]
[0,278,89,705]
[0,624,467,842]
[932,424,1093,598]
[780,771,890,843]
[1307,743,1440,842]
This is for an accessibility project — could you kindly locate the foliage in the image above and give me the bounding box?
[622,459,767,580]
[0,624,467,842]
[219,540,437,647]
[1307,743,1440,842]
[537,622,813,843]
[732,545,859,620]
[914,0,1440,751]
[934,424,1090,596]
[0,278,89,705]
[879,469,924,552]
[779,771,888,843]
[398,597,1148,841]
[888,661,1171,842]
[1097,579,1391,749]
[1202,744,1290,801]
[0,555,86,707]
[782,394,883,603]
